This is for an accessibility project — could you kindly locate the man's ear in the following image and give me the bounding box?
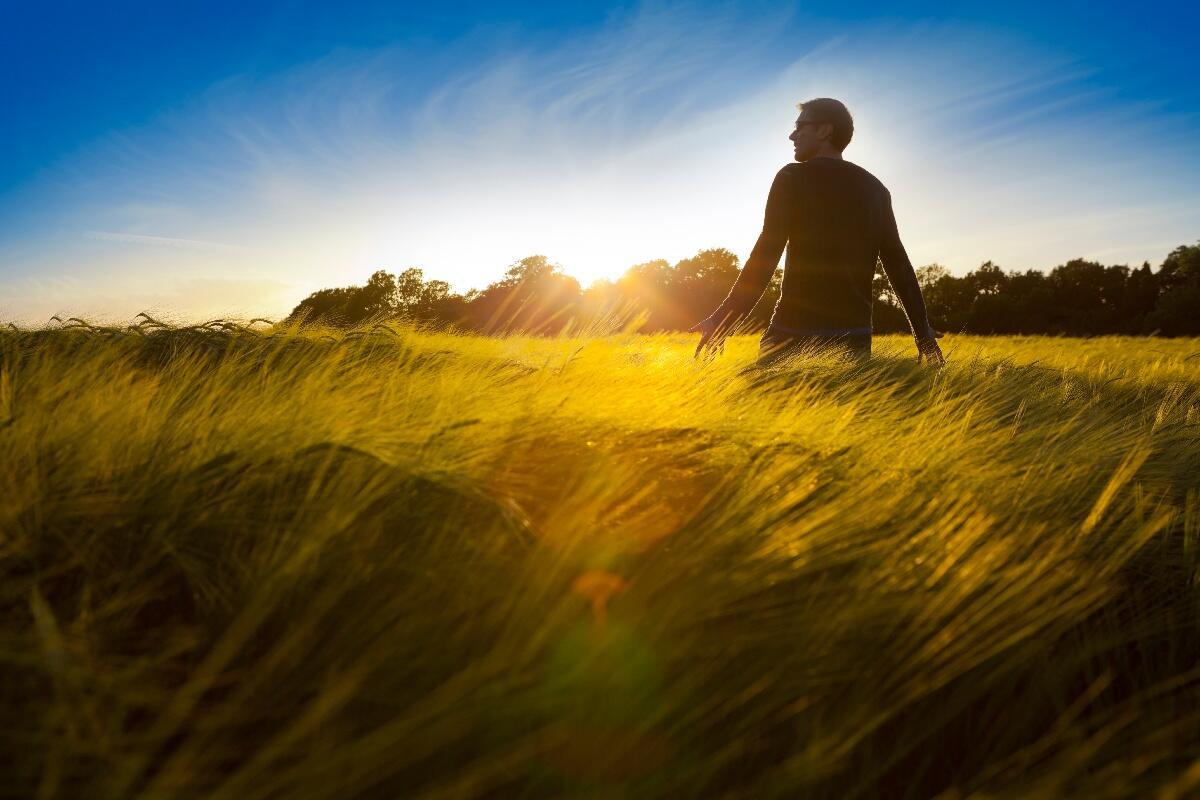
[818,122,835,143]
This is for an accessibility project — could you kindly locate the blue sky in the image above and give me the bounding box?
[1,1,1197,321]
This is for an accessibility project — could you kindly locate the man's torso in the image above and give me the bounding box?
[769,158,889,335]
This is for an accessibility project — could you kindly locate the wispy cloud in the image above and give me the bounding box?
[86,231,241,253]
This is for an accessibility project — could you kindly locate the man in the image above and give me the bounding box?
[691,98,944,366]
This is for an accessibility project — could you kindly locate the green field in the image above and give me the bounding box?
[2,321,1198,798]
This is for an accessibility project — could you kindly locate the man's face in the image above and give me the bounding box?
[788,114,830,162]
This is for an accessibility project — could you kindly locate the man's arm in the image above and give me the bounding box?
[879,190,944,364]
[691,168,791,354]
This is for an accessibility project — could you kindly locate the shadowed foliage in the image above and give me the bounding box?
[285,242,1199,337]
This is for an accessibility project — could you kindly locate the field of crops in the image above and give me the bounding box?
[2,320,1198,798]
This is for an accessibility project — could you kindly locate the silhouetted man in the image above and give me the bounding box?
[691,98,944,365]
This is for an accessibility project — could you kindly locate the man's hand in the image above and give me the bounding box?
[916,329,945,366]
[689,317,726,359]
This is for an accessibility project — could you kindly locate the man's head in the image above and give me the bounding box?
[789,98,853,162]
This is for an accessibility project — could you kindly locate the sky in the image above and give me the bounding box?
[1,1,1197,323]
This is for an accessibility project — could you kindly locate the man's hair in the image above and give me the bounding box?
[797,97,854,151]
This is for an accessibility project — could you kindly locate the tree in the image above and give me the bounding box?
[1149,242,1200,335]
[500,254,561,286]
[465,255,583,334]
[286,268,453,327]
[1123,262,1159,333]
[354,270,400,319]
[972,261,1007,296]
[284,270,398,327]
[1050,259,1112,334]
[671,248,742,330]
[286,287,359,326]
[395,268,427,313]
[616,259,674,331]
[1158,242,1200,289]
[916,264,950,289]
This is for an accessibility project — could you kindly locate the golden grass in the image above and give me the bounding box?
[1,320,1198,798]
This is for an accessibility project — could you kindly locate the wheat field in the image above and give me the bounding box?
[2,319,1198,798]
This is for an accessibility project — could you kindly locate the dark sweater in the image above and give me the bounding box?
[707,158,934,339]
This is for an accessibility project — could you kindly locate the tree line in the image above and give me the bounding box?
[287,241,1200,336]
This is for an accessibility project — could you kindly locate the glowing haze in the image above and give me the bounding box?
[1,3,1197,323]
